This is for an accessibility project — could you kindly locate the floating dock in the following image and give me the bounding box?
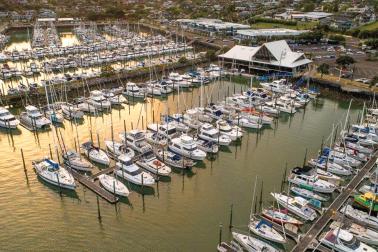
[70,168,118,204]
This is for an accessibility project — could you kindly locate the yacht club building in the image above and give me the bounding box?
[218,40,312,75]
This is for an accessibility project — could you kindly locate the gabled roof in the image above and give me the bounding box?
[219,40,312,68]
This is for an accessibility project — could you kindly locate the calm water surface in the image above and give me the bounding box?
[0,79,361,251]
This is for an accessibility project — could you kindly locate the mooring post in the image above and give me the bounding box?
[21,148,26,172]
[55,146,60,164]
[97,132,100,149]
[56,173,62,195]
[219,223,223,245]
[49,144,53,159]
[96,196,102,220]
[229,204,233,229]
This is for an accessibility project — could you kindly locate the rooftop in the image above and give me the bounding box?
[236,29,309,37]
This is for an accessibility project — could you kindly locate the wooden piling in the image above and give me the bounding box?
[21,148,26,172]
[96,196,102,220]
[229,204,233,229]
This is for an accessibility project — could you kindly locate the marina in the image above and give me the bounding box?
[0,23,378,252]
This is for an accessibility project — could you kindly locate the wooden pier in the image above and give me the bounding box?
[291,151,378,252]
[70,168,118,204]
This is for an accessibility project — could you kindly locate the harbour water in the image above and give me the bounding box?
[0,29,364,251]
[0,81,361,251]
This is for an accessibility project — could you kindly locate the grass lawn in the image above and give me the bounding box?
[358,21,378,31]
[250,21,318,30]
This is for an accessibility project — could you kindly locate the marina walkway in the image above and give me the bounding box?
[291,151,378,252]
[70,169,118,204]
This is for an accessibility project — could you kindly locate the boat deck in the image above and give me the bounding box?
[291,150,378,252]
[70,168,118,204]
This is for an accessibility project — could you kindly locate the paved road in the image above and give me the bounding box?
[291,151,378,252]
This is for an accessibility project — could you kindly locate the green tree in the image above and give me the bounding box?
[205,50,217,61]
[317,63,330,78]
[372,76,378,87]
[336,55,356,68]
[178,56,188,64]
[303,2,315,12]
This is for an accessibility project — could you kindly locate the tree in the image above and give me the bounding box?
[317,63,330,78]
[336,55,355,68]
[178,56,188,64]
[303,2,315,12]
[205,50,217,61]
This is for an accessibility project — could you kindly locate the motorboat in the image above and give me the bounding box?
[232,115,263,129]
[32,158,76,190]
[61,103,84,120]
[0,107,19,129]
[217,241,242,252]
[115,154,155,186]
[288,167,336,193]
[119,130,152,153]
[270,193,317,221]
[147,123,180,140]
[169,135,207,161]
[75,98,98,114]
[154,148,196,169]
[104,140,135,159]
[45,109,64,124]
[248,218,286,244]
[195,138,219,154]
[87,90,111,110]
[198,123,232,146]
[136,149,171,176]
[103,91,127,105]
[320,228,375,252]
[123,82,145,99]
[62,150,92,172]
[185,107,213,123]
[341,205,378,230]
[81,141,110,165]
[332,221,378,246]
[98,174,129,197]
[354,192,378,212]
[145,132,169,146]
[216,119,243,141]
[322,147,361,168]
[19,105,51,130]
[161,115,190,133]
[261,208,303,226]
[290,187,329,201]
[232,232,280,252]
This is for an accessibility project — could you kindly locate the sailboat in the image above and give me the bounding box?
[98,174,129,197]
[248,218,286,244]
[232,232,280,252]
[81,141,110,165]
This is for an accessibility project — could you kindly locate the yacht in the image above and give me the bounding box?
[136,149,171,176]
[115,154,155,186]
[154,148,196,169]
[145,132,169,146]
[0,107,19,129]
[322,147,361,167]
[261,208,303,226]
[341,205,378,230]
[98,174,129,197]
[320,228,375,252]
[288,167,336,193]
[119,130,152,153]
[216,119,243,141]
[62,150,92,172]
[81,141,110,165]
[290,187,329,202]
[45,109,64,124]
[87,90,111,110]
[32,158,76,190]
[123,82,145,98]
[195,138,219,154]
[147,123,180,140]
[104,140,135,159]
[19,105,51,130]
[61,103,84,120]
[198,123,232,146]
[169,135,207,161]
[270,193,317,221]
[168,72,191,88]
[308,158,352,176]
[103,91,127,105]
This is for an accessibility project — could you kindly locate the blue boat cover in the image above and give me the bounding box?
[45,159,59,169]
[256,219,272,229]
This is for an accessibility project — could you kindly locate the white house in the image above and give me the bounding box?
[218,40,312,75]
